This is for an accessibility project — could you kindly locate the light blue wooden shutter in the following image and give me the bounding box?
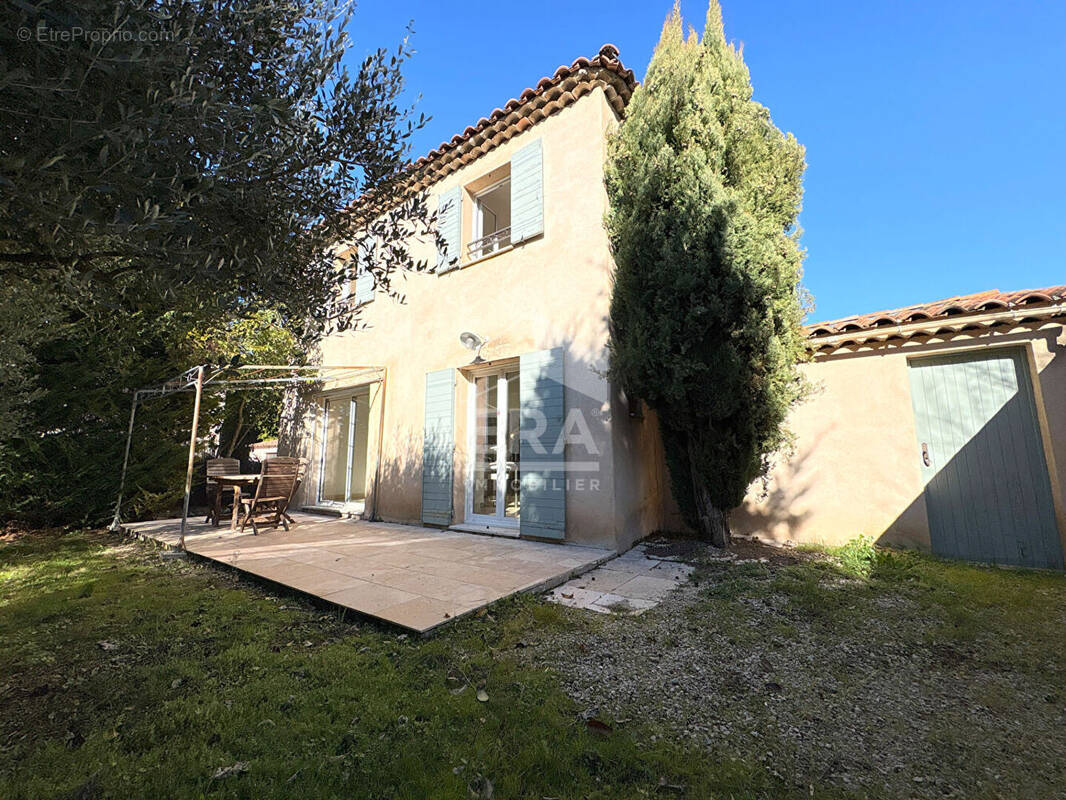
[519,347,564,539]
[436,186,462,272]
[422,368,455,525]
[510,139,543,244]
[354,240,374,305]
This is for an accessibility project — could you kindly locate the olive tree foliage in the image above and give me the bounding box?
[606,1,809,546]
[0,281,47,446]
[184,310,301,462]
[0,0,434,524]
[1,0,433,327]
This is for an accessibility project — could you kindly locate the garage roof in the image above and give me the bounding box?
[807,285,1066,338]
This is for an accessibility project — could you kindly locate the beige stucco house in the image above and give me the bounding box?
[285,44,1066,568]
[286,46,671,552]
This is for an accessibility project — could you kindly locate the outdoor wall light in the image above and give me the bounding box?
[459,331,487,364]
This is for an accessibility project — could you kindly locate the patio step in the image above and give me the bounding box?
[297,505,364,520]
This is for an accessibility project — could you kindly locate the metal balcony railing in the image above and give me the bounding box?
[467,225,511,260]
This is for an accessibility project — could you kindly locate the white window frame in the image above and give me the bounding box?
[473,176,510,237]
[469,177,511,260]
[464,363,520,534]
[335,269,352,313]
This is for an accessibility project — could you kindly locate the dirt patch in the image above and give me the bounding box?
[723,536,817,566]
[644,533,816,566]
[641,538,705,560]
[520,541,1066,799]
[0,524,67,544]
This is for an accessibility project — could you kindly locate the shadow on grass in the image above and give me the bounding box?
[0,529,847,800]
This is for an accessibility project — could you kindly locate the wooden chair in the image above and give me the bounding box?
[204,457,240,525]
[238,457,300,535]
[283,458,309,526]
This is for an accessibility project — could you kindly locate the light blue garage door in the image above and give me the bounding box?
[908,348,1062,569]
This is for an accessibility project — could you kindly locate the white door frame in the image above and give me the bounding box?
[317,394,360,507]
[464,364,519,534]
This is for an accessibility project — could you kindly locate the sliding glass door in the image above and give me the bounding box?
[318,394,369,506]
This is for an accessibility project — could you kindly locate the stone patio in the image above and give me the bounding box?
[545,543,695,614]
[124,513,613,633]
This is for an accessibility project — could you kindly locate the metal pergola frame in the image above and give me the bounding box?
[109,363,385,548]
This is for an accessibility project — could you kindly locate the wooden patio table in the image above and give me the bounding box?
[211,473,262,530]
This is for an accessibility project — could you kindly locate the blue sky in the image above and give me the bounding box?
[348,0,1066,323]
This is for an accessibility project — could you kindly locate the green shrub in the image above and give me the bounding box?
[832,535,916,581]
[836,535,879,577]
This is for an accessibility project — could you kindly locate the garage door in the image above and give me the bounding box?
[908,348,1062,569]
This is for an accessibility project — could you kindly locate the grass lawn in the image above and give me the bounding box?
[0,529,830,800]
[2,529,1065,798]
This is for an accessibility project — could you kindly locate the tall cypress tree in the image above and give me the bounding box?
[606,1,809,546]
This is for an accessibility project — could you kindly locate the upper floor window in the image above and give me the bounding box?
[339,239,374,309]
[469,176,511,260]
[435,138,543,274]
[353,240,375,305]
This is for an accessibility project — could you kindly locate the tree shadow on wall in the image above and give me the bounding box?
[731,443,816,542]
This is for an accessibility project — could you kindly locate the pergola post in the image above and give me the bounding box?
[108,391,141,533]
[178,366,206,549]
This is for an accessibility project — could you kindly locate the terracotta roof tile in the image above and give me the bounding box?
[407,44,636,191]
[806,285,1066,337]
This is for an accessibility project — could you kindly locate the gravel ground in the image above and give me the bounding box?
[519,540,1066,799]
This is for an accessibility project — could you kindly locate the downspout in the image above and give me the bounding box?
[370,367,387,521]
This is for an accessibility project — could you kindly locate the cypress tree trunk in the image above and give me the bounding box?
[688,441,731,547]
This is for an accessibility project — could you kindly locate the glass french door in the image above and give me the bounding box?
[467,368,520,530]
[318,395,366,506]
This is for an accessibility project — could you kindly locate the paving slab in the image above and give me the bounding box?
[545,543,695,615]
[610,574,682,601]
